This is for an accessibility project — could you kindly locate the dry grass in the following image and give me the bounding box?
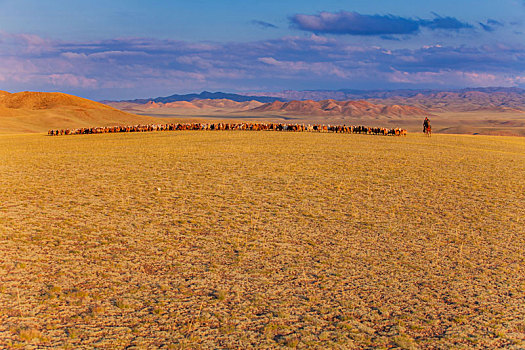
[433,111,525,137]
[0,131,524,349]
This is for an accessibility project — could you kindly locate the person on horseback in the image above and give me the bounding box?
[423,117,430,133]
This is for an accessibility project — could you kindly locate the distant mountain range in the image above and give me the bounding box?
[367,90,525,112]
[243,87,525,102]
[2,89,523,135]
[251,100,428,117]
[245,87,525,112]
[106,97,429,119]
[144,99,264,111]
[109,91,281,104]
[105,87,525,112]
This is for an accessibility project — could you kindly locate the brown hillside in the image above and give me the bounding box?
[98,96,525,135]
[162,101,200,109]
[191,99,263,110]
[153,99,263,111]
[369,91,525,112]
[108,99,265,114]
[0,91,117,110]
[0,91,162,134]
[250,99,429,117]
[253,100,285,112]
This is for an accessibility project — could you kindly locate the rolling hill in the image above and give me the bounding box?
[368,90,525,112]
[243,87,525,112]
[146,99,264,111]
[107,98,265,117]
[3,89,525,136]
[251,99,429,117]
[106,98,429,118]
[0,91,161,134]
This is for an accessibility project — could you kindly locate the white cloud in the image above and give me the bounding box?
[48,74,98,88]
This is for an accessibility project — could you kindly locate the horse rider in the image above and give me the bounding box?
[423,116,430,132]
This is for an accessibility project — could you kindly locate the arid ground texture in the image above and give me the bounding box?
[1,131,524,349]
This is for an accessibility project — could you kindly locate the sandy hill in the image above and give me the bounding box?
[106,98,265,115]
[142,99,264,111]
[251,99,429,117]
[0,91,111,110]
[367,91,525,112]
[106,98,428,119]
[0,91,162,134]
[191,99,264,110]
[244,87,525,111]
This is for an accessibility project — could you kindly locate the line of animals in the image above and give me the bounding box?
[48,122,407,136]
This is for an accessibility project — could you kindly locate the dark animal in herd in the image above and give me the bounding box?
[48,123,407,137]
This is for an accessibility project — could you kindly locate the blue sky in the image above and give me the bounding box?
[0,0,524,99]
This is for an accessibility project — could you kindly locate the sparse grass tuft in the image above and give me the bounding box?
[394,335,417,350]
[18,327,43,343]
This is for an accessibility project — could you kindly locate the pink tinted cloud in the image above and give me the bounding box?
[0,31,524,99]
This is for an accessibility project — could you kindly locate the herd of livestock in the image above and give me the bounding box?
[48,122,407,136]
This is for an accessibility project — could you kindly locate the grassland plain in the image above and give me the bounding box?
[0,131,524,349]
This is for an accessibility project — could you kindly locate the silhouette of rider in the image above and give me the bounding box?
[423,117,430,132]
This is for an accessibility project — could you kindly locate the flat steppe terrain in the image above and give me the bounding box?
[0,131,524,349]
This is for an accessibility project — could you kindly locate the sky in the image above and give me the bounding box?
[0,0,524,100]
